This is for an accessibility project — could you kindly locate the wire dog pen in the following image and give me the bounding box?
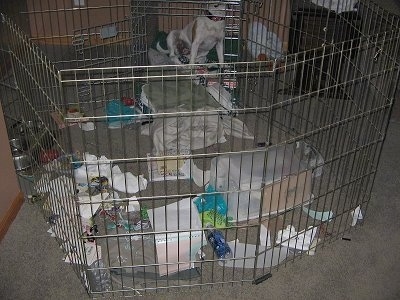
[0,0,399,297]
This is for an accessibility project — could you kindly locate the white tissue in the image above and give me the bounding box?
[64,243,102,266]
[351,205,363,226]
[73,152,147,194]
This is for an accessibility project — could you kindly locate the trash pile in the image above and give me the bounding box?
[33,125,365,292]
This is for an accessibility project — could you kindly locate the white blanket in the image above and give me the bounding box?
[142,107,253,155]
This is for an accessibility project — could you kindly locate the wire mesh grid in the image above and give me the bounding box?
[0,0,399,297]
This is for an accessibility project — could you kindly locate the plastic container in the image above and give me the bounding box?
[9,137,27,153]
[209,144,307,221]
[13,153,32,171]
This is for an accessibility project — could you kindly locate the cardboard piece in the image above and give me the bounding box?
[156,157,186,176]
[262,169,312,216]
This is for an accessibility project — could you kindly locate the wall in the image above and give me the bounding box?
[0,104,22,240]
[27,0,130,45]
[158,0,291,53]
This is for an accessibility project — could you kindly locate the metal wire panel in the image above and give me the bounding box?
[0,0,399,297]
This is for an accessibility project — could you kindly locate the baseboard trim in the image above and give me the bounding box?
[0,192,24,241]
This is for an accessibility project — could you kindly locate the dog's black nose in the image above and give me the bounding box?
[214,4,219,7]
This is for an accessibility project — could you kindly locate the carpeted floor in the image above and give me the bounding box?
[1,114,399,300]
[1,1,400,299]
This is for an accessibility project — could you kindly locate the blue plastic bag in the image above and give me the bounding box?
[106,100,136,125]
[193,185,227,215]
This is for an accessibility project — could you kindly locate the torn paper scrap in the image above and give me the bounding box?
[180,159,210,187]
[276,225,318,251]
[259,223,271,248]
[79,122,96,131]
[47,228,56,238]
[307,238,320,256]
[303,206,334,222]
[351,205,363,226]
[218,240,288,268]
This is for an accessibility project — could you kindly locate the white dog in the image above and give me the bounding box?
[156,2,227,65]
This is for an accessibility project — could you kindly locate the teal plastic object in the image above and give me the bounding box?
[106,100,136,125]
[193,184,227,215]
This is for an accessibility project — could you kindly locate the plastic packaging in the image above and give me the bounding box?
[247,22,283,60]
[200,209,231,229]
[206,228,232,259]
[86,259,112,292]
[193,184,227,215]
[106,99,136,128]
[209,144,300,221]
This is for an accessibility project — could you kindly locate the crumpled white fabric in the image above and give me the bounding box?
[220,115,254,139]
[150,107,225,154]
[73,152,147,194]
[144,107,253,156]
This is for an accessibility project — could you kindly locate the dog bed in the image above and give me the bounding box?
[139,78,253,157]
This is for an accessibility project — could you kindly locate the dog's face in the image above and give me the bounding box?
[207,2,227,18]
